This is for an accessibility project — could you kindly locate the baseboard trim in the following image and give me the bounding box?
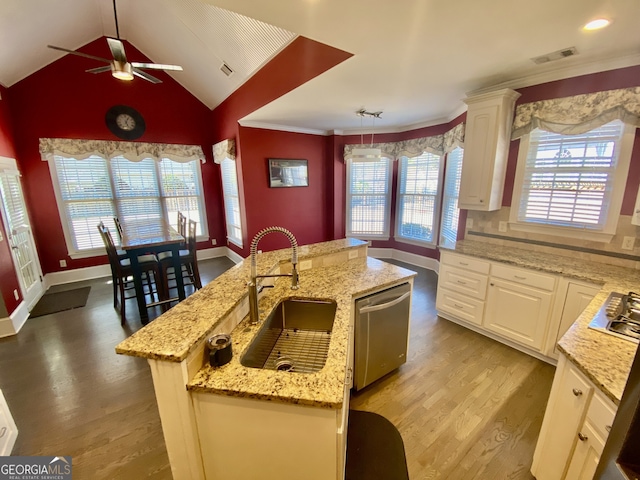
[44,264,112,287]
[0,300,30,338]
[368,248,440,273]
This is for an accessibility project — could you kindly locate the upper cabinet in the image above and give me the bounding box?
[458,88,521,211]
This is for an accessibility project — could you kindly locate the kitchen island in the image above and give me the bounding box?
[116,238,416,480]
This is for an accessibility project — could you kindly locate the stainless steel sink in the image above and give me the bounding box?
[241,298,337,373]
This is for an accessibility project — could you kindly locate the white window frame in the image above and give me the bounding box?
[219,156,244,248]
[439,147,464,248]
[394,152,444,248]
[345,157,393,240]
[48,154,208,259]
[509,121,636,242]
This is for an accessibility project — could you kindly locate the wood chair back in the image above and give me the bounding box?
[177,212,187,238]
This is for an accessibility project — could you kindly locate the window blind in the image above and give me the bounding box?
[396,153,441,244]
[518,121,625,230]
[220,157,243,247]
[440,147,464,248]
[346,158,392,238]
[52,154,207,255]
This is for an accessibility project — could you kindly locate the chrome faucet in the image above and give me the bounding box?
[248,226,299,325]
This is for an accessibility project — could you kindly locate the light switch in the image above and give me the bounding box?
[498,221,508,233]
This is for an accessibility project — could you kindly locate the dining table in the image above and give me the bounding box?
[120,218,186,325]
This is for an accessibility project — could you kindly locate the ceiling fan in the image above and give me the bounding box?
[47,0,182,84]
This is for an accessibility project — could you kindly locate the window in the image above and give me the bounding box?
[510,120,635,241]
[346,157,393,239]
[395,152,443,246]
[51,154,207,257]
[220,156,244,247]
[440,147,464,248]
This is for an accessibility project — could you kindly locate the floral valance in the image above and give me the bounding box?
[343,123,464,160]
[212,139,236,164]
[511,87,640,139]
[39,138,206,163]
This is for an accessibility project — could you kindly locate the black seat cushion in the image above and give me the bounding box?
[345,410,409,480]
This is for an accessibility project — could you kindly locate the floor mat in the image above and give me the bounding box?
[346,409,409,480]
[30,287,91,318]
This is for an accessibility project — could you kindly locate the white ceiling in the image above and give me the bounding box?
[1,0,640,135]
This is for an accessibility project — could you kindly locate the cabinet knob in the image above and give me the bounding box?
[606,425,612,432]
[572,388,583,397]
[490,283,494,287]
[0,427,5,438]
[577,432,588,442]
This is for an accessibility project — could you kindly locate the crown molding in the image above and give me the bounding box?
[238,119,329,136]
[466,52,640,97]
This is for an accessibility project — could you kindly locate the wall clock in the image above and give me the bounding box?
[105,105,146,140]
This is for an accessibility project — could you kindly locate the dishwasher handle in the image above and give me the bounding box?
[359,291,411,314]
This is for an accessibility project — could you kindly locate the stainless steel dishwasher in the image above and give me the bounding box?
[354,282,411,391]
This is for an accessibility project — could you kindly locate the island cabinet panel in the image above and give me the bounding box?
[484,278,553,351]
[458,88,520,211]
[192,393,343,480]
[532,355,617,480]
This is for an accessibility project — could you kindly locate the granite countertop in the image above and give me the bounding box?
[448,239,640,404]
[116,238,369,362]
[187,257,416,408]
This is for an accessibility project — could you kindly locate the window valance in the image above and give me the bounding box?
[39,138,206,163]
[212,139,236,164]
[511,86,640,139]
[343,123,465,160]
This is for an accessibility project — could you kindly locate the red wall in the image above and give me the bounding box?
[237,127,330,254]
[0,86,23,313]
[7,38,224,275]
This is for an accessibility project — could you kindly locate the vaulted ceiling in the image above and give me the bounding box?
[1,0,639,134]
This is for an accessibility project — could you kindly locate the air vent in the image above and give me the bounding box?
[531,47,578,65]
[220,62,234,77]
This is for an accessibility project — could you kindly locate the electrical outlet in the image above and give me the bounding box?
[59,259,67,268]
[498,221,508,233]
[299,260,312,271]
[466,218,474,229]
[211,239,217,246]
[13,289,19,301]
[622,236,635,251]
[348,250,358,259]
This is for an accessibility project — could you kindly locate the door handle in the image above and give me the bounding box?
[577,432,588,442]
[359,291,411,314]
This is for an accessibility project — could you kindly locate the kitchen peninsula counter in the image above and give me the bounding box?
[447,239,640,404]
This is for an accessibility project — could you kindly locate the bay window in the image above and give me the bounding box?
[439,147,464,248]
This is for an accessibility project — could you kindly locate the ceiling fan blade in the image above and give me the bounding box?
[47,45,111,63]
[131,62,183,72]
[132,68,162,84]
[107,37,128,63]
[86,65,112,74]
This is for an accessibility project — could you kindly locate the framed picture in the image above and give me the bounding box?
[268,159,309,188]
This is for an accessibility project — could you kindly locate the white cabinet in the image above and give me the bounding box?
[458,88,521,211]
[532,355,616,480]
[485,277,553,351]
[552,281,600,356]
[0,389,18,456]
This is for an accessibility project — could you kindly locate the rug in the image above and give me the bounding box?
[30,286,91,318]
[346,409,409,480]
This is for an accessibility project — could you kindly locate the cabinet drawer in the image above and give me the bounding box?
[439,264,488,300]
[490,263,555,291]
[436,288,485,326]
[586,391,616,441]
[441,252,490,275]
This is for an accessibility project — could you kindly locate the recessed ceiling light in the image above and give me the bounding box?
[584,18,611,30]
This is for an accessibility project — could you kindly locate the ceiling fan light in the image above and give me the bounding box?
[111,61,134,81]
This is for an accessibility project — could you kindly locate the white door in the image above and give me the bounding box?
[0,157,44,309]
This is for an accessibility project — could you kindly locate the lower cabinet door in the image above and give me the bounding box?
[484,278,553,351]
[564,420,605,480]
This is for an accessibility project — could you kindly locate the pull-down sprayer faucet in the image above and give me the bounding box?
[248,226,299,325]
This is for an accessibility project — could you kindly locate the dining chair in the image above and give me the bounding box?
[159,217,202,298]
[97,222,165,325]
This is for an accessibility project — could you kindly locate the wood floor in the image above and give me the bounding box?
[0,257,555,479]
